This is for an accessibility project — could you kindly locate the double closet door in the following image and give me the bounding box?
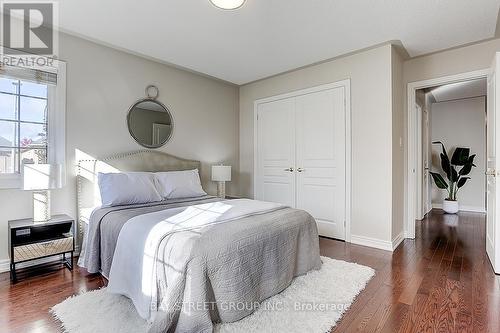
[255,85,347,240]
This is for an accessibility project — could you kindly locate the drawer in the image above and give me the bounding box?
[13,237,73,263]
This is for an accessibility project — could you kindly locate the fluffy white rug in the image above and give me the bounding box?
[51,257,374,333]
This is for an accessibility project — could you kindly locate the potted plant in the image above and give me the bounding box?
[429,141,476,214]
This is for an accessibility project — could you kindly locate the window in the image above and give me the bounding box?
[0,59,66,189]
[0,78,49,174]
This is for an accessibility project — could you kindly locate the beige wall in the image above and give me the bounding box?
[0,32,239,262]
[239,44,394,243]
[430,97,486,210]
[391,47,405,241]
[404,38,500,84]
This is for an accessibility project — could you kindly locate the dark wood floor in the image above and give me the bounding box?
[1,210,499,332]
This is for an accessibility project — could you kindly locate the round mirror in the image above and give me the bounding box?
[127,99,173,148]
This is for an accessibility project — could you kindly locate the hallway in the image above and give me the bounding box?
[322,210,500,332]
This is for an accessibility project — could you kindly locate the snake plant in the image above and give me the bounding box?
[430,141,476,201]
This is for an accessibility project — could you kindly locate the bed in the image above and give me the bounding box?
[76,150,321,333]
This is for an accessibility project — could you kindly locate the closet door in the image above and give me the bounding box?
[295,88,346,240]
[256,98,296,207]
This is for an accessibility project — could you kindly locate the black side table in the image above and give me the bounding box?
[8,214,74,282]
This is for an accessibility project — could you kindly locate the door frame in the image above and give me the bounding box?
[253,79,352,242]
[406,69,489,238]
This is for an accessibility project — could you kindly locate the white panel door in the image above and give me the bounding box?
[416,105,423,219]
[423,109,432,215]
[486,53,500,273]
[256,98,296,207]
[295,88,346,240]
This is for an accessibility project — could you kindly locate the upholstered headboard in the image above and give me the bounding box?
[76,150,201,247]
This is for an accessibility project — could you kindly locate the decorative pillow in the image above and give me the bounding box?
[155,169,207,199]
[97,172,162,206]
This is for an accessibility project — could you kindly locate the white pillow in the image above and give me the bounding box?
[155,169,207,199]
[97,172,162,207]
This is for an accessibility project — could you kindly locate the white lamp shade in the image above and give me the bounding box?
[23,164,63,190]
[210,0,246,10]
[212,165,231,182]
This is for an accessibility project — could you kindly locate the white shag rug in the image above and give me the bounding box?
[51,257,374,333]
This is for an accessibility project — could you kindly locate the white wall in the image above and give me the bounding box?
[430,97,486,211]
[391,47,405,243]
[239,44,395,245]
[0,32,239,262]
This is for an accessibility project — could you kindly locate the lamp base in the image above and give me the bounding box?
[33,190,50,222]
[217,181,226,199]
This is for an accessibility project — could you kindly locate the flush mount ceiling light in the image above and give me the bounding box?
[210,0,246,10]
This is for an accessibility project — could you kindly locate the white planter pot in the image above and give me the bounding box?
[442,200,459,214]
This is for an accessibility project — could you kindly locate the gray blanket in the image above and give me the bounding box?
[81,197,322,332]
[152,207,321,332]
[81,196,221,277]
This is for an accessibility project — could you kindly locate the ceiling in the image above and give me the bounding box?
[56,0,500,85]
[430,79,487,103]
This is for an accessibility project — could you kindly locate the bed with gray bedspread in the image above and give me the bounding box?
[81,196,221,277]
[79,196,321,332]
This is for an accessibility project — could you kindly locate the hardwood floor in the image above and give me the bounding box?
[1,209,499,332]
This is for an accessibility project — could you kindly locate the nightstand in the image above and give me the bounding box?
[8,214,74,282]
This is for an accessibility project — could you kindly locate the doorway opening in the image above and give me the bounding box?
[406,69,489,239]
[415,79,487,220]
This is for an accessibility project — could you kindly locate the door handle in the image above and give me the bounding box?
[284,167,294,172]
[297,168,305,173]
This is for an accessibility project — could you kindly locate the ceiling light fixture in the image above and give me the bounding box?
[210,0,246,10]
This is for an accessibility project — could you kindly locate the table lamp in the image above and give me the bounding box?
[23,164,63,222]
[212,165,231,199]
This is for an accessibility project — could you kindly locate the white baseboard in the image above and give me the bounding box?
[432,203,486,213]
[0,252,79,274]
[392,232,405,250]
[351,232,405,252]
[351,235,393,251]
